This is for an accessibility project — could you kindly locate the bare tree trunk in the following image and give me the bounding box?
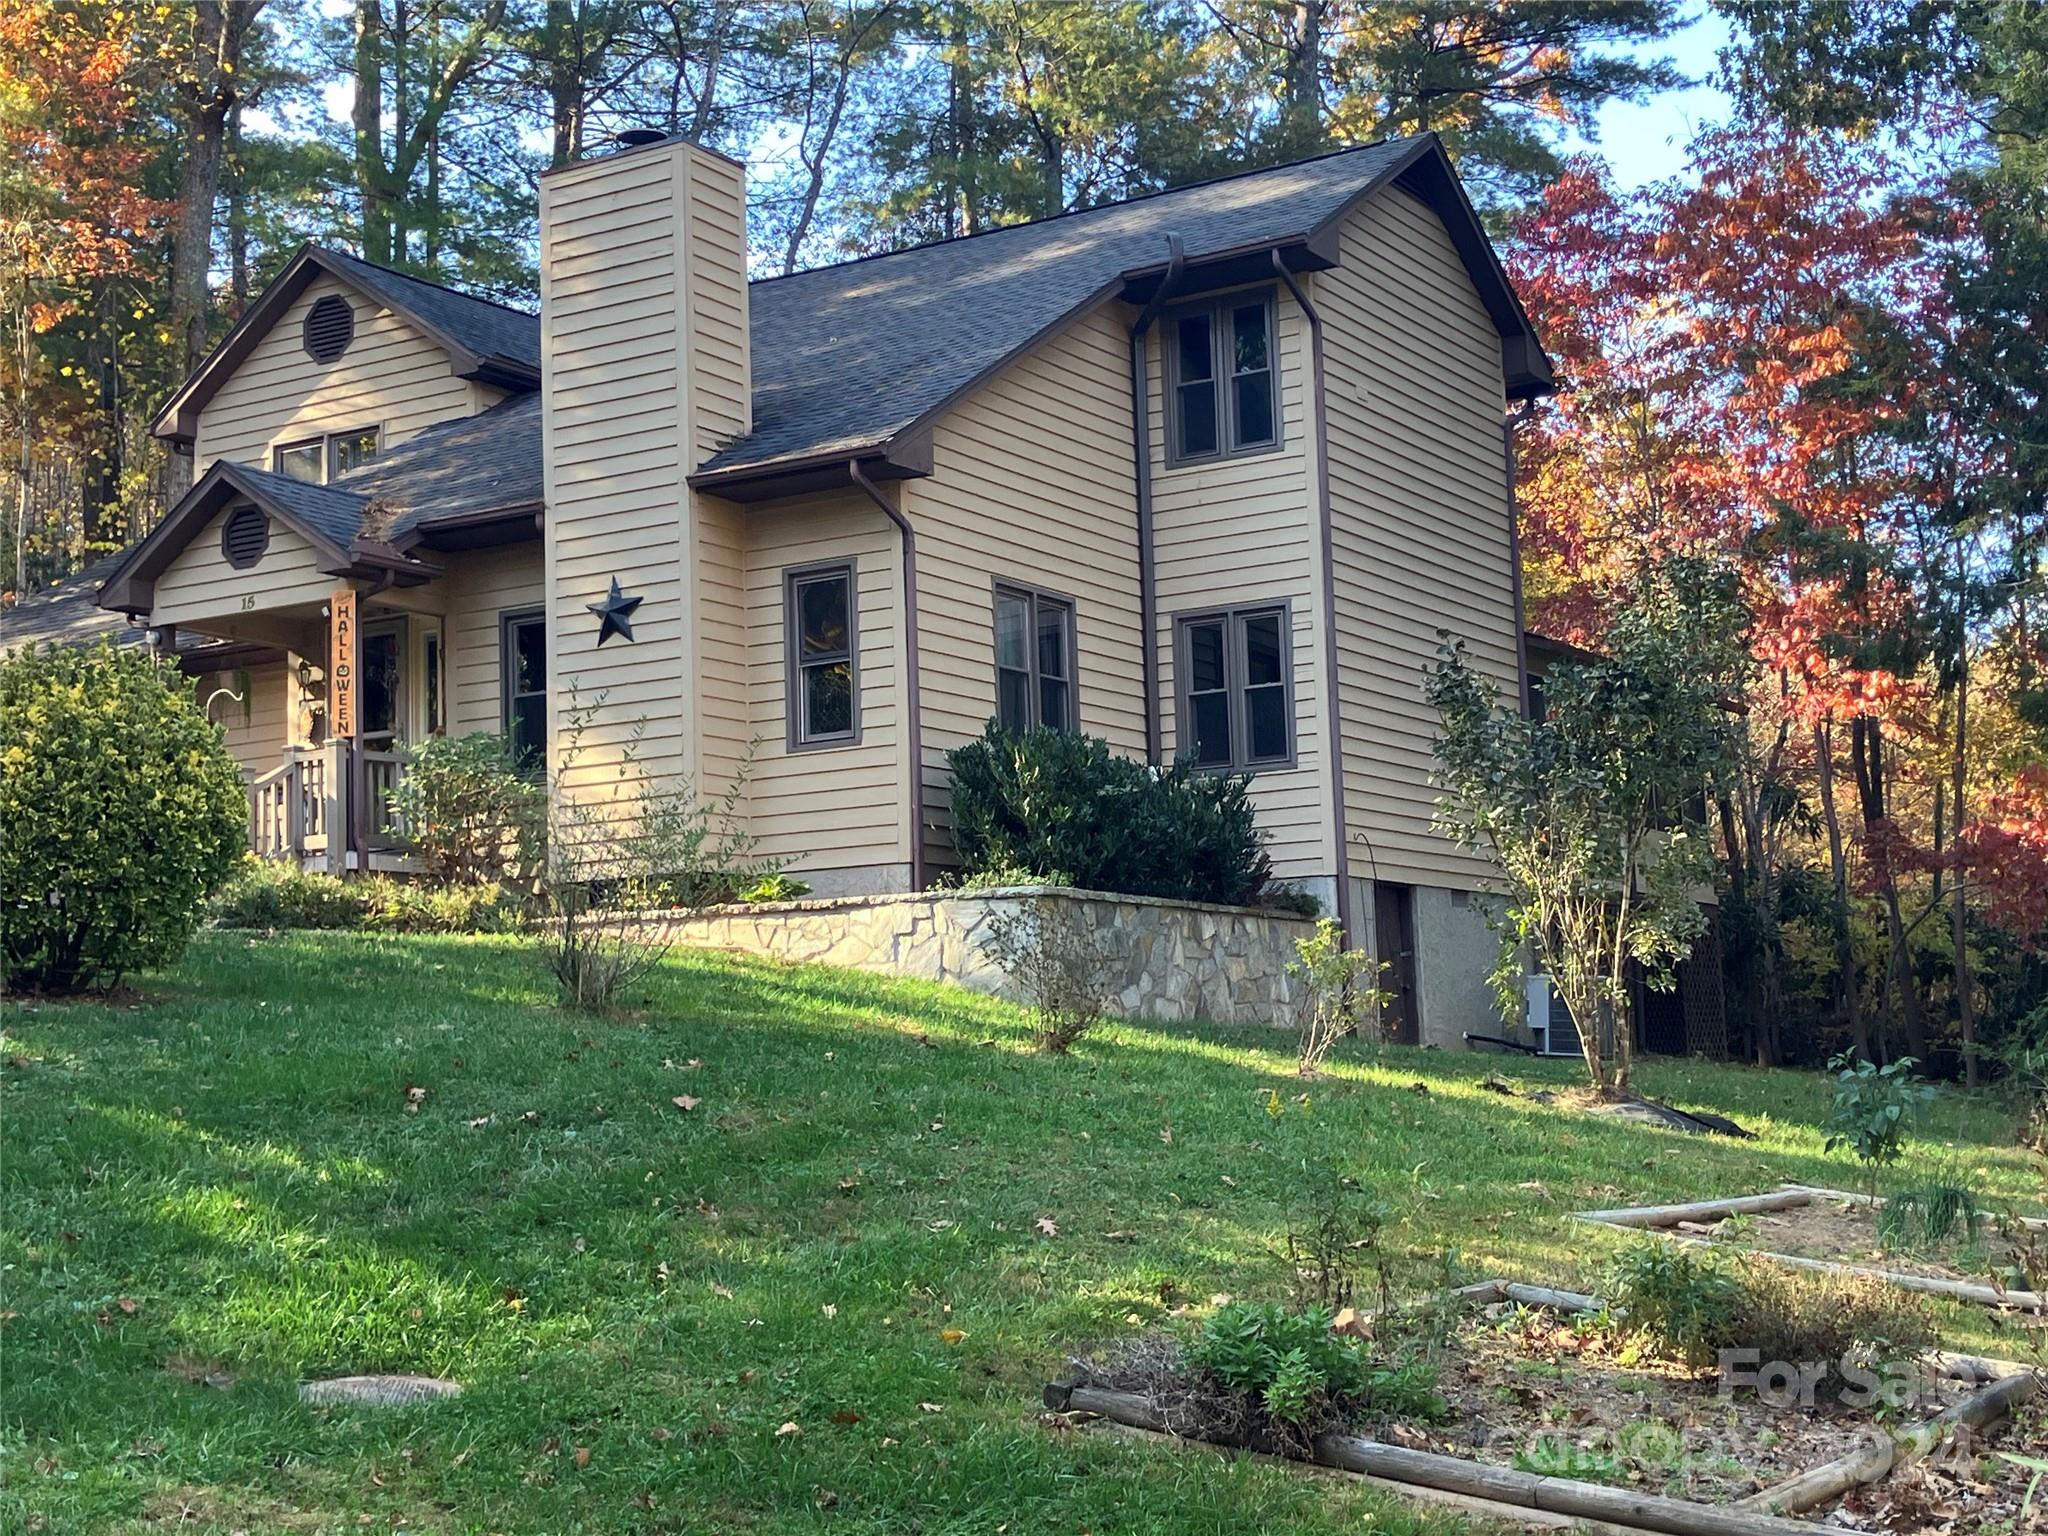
[1282,0,1325,149]
[1953,650,1976,1085]
[226,99,250,311]
[355,0,392,264]
[1816,719,1868,1060]
[1853,714,1927,1061]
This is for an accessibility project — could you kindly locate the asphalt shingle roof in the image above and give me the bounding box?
[0,554,141,651]
[319,248,543,374]
[703,137,1420,475]
[228,464,377,549]
[331,393,543,536]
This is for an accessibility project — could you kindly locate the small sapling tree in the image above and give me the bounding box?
[1824,1051,1935,1198]
[1425,559,1742,1098]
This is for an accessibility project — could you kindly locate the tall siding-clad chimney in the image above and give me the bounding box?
[538,134,750,803]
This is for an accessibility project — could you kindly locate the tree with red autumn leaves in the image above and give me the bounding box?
[1510,123,2048,1076]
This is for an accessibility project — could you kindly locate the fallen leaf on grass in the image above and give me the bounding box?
[918,1401,943,1414]
[821,1303,838,1318]
[672,1095,700,1112]
[1035,1216,1059,1238]
[777,1421,802,1437]
[573,1445,591,1469]
[939,1328,967,1345]
[404,1084,428,1114]
[832,1409,863,1425]
[711,1281,734,1299]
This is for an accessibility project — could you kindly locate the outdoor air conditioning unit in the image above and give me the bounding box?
[1524,974,1583,1058]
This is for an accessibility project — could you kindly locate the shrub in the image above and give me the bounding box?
[1602,1241,1934,1386]
[1185,1301,1442,1441]
[388,732,545,886]
[1288,918,1391,1075]
[740,873,811,903]
[2,642,246,991]
[539,701,773,1011]
[209,858,369,929]
[1824,1052,1935,1195]
[977,900,1117,1053]
[1601,1242,1742,1368]
[208,858,526,933]
[946,724,1270,906]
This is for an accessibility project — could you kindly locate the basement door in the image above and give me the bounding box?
[1373,881,1420,1046]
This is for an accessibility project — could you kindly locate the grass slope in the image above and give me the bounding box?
[4,933,2041,1534]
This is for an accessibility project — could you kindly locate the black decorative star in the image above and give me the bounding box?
[587,577,643,645]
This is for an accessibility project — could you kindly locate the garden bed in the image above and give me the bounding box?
[1577,1189,2048,1313]
[1047,1282,2045,1536]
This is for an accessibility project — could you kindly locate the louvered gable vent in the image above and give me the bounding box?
[221,505,270,568]
[303,294,355,363]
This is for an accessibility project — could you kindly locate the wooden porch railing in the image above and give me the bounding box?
[248,742,409,870]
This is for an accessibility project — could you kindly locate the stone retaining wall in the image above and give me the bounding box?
[664,884,1316,1026]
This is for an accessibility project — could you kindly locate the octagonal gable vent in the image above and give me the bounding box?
[222,505,271,569]
[303,294,355,364]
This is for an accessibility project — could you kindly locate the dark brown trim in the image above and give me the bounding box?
[1270,252,1356,945]
[990,579,1079,733]
[97,460,358,613]
[688,430,933,503]
[1128,234,1186,767]
[1169,598,1300,774]
[1505,401,1533,715]
[849,459,927,893]
[781,558,862,752]
[499,606,547,776]
[1161,284,1283,469]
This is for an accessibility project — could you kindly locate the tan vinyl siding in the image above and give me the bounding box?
[539,138,749,802]
[541,146,692,794]
[200,660,290,778]
[1318,187,1516,889]
[441,543,545,739]
[1147,287,1332,883]
[192,274,481,468]
[907,306,1144,867]
[151,504,332,627]
[743,492,903,873]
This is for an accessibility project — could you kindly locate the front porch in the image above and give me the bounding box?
[247,740,417,874]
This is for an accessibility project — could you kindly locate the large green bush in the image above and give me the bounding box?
[2,642,246,991]
[387,731,545,886]
[945,724,1270,905]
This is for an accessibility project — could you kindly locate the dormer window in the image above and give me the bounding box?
[1165,289,1280,466]
[303,294,355,363]
[275,426,380,483]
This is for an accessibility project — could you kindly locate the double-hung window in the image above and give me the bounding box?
[993,583,1074,733]
[787,562,857,748]
[1167,290,1279,465]
[1176,603,1293,770]
[500,609,547,774]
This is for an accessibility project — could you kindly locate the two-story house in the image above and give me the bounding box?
[46,130,1553,1046]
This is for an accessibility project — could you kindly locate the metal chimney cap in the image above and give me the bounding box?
[612,127,670,151]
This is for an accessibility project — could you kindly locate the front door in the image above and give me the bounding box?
[1373,881,1420,1046]
[360,619,405,750]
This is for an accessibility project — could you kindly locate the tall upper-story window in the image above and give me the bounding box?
[1166,290,1279,466]
[786,562,858,748]
[993,583,1074,733]
[275,426,381,484]
[1176,602,1293,771]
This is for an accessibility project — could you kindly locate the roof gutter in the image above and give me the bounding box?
[1128,233,1185,767]
[1269,250,1356,945]
[849,458,927,892]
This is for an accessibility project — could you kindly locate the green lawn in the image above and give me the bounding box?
[4,932,2042,1534]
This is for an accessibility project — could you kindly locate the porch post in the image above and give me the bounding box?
[322,739,347,875]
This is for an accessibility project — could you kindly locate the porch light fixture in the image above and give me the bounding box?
[586,577,643,645]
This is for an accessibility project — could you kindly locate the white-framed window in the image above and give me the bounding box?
[274,425,381,484]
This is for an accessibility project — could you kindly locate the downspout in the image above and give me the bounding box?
[1128,234,1184,767]
[1270,250,1356,945]
[850,459,927,892]
[1504,399,1535,715]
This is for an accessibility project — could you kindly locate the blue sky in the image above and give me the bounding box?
[1568,3,1736,187]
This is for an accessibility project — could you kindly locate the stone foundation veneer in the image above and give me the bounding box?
[665,884,1317,1026]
